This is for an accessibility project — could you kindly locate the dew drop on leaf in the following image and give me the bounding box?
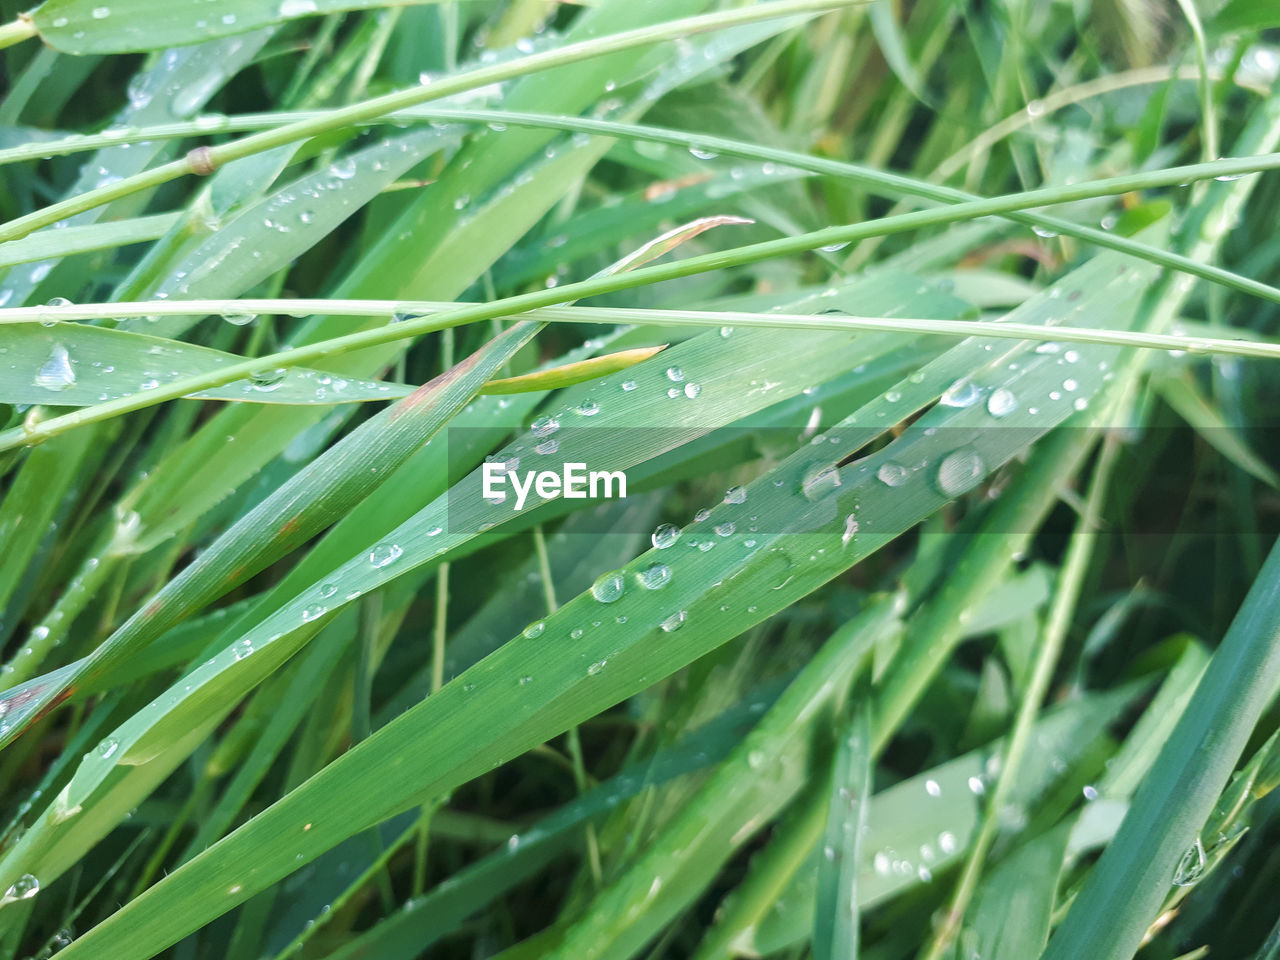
[651,523,681,549]
[936,447,985,497]
[987,388,1017,418]
[3,874,39,903]
[35,344,76,392]
[660,610,687,632]
[939,378,981,408]
[637,563,672,590]
[369,543,403,568]
[591,571,625,603]
[877,461,910,487]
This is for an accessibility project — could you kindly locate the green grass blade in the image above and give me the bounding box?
[1041,537,1280,960]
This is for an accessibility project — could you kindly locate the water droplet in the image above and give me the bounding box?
[279,0,318,16]
[318,583,337,599]
[621,380,637,392]
[575,399,600,416]
[223,313,256,326]
[665,366,684,383]
[1083,785,1099,801]
[3,875,39,902]
[249,367,287,392]
[1173,838,1206,886]
[523,620,545,639]
[328,157,357,180]
[91,5,110,18]
[842,514,859,546]
[301,604,327,623]
[531,416,560,438]
[987,388,1017,418]
[660,610,687,632]
[1031,224,1058,238]
[587,659,607,676]
[683,382,701,399]
[35,344,76,392]
[637,563,672,590]
[368,543,403,568]
[652,523,681,549]
[802,463,841,500]
[940,378,981,408]
[719,326,734,338]
[714,522,735,537]
[591,571,625,603]
[925,779,941,797]
[689,146,718,160]
[936,447,985,497]
[96,737,119,759]
[877,461,910,487]
[723,485,747,505]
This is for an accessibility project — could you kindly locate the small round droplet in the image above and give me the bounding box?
[683,382,701,399]
[621,380,637,392]
[96,737,119,759]
[591,571,625,603]
[665,366,684,382]
[575,399,600,416]
[523,620,545,639]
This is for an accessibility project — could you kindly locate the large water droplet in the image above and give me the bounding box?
[637,563,672,590]
[723,485,747,505]
[369,543,403,568]
[940,378,981,408]
[651,523,681,549]
[591,571,625,603]
[936,447,985,496]
[986,388,1017,418]
[35,344,76,392]
[523,620,545,639]
[877,461,910,487]
[249,367,287,392]
[531,416,559,438]
[802,463,841,500]
[96,737,119,759]
[3,874,39,902]
[1172,838,1206,886]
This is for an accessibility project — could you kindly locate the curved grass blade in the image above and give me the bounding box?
[812,700,871,960]
[1041,537,1280,960]
[39,243,1158,958]
[0,323,414,407]
[27,0,451,54]
[0,321,538,741]
[538,599,899,960]
[479,345,668,396]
